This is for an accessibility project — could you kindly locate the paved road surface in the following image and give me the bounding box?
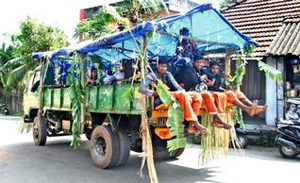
[0,116,299,183]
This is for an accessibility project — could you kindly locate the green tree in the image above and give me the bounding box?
[0,17,69,91]
[0,43,14,66]
[74,0,168,40]
[0,42,15,88]
[220,0,234,9]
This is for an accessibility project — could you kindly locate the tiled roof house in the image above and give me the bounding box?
[222,0,300,125]
[222,0,300,58]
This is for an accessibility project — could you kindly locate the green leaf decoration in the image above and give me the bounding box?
[258,61,282,83]
[229,56,245,90]
[200,111,233,165]
[122,86,134,101]
[156,79,173,106]
[156,79,186,151]
[68,53,83,149]
[146,30,156,39]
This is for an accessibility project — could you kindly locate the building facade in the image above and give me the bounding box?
[222,0,300,126]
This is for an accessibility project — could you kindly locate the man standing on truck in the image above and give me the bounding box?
[139,59,207,135]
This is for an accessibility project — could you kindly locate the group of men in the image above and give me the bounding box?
[139,55,268,136]
[86,65,125,86]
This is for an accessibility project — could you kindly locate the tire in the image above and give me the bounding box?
[278,145,298,159]
[236,133,248,149]
[169,148,185,159]
[192,136,201,144]
[115,131,130,167]
[32,116,47,146]
[153,140,185,160]
[85,128,93,141]
[153,144,169,160]
[90,126,120,169]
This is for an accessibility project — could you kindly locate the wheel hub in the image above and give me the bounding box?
[33,121,39,137]
[94,136,106,158]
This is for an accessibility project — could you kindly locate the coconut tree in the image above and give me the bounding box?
[0,17,69,91]
[0,43,15,87]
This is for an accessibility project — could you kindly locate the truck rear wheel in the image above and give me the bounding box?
[115,131,130,167]
[90,126,120,169]
[169,148,185,159]
[153,139,185,160]
[33,116,47,146]
[153,143,169,159]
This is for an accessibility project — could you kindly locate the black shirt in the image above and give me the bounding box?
[208,73,223,91]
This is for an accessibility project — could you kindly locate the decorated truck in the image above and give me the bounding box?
[22,4,257,169]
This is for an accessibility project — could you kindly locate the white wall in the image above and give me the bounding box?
[266,57,277,125]
[277,57,284,121]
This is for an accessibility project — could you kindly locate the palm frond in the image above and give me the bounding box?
[5,64,28,91]
[1,56,26,71]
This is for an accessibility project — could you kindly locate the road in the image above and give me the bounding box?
[0,115,299,183]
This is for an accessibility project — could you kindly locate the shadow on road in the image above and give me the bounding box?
[1,137,225,183]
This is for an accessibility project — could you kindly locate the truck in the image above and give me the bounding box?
[23,50,186,168]
[22,3,257,169]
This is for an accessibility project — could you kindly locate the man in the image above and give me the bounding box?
[176,27,197,60]
[87,67,98,86]
[103,64,125,85]
[286,104,299,120]
[191,56,231,129]
[139,59,207,135]
[208,60,268,116]
[174,55,231,129]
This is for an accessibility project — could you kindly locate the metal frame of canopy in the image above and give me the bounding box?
[75,3,257,58]
[30,3,260,85]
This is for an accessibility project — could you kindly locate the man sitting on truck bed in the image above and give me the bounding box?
[208,60,268,116]
[139,59,208,135]
[173,55,232,129]
[87,67,98,86]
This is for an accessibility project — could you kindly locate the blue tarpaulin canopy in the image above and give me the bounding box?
[31,48,73,62]
[76,3,257,62]
[33,3,257,64]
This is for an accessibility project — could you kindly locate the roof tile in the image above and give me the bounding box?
[267,21,300,56]
[222,0,300,57]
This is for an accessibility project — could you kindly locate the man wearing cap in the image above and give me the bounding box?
[139,59,207,135]
[209,60,268,117]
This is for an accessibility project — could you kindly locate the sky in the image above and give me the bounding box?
[0,0,220,44]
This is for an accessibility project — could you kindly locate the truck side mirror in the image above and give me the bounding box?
[31,80,40,92]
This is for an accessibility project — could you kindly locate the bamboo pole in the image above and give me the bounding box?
[38,56,46,117]
[225,47,232,77]
[139,36,159,183]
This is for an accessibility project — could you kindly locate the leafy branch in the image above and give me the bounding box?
[68,54,84,149]
[258,60,282,83]
[156,80,185,151]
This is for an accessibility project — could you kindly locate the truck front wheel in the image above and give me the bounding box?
[33,116,47,146]
[90,126,120,169]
